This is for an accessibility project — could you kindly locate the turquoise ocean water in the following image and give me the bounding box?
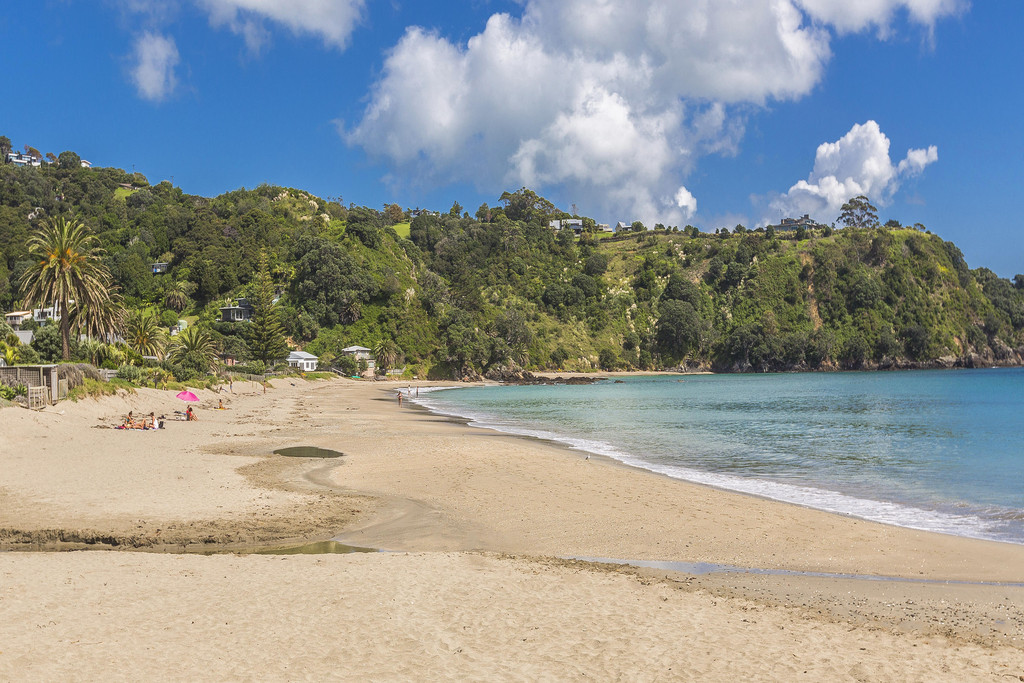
[415,369,1024,545]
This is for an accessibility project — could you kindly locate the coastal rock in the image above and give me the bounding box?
[484,365,534,383]
[483,365,606,385]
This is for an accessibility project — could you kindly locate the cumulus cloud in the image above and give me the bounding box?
[196,0,365,51]
[129,32,180,102]
[674,186,698,221]
[768,120,938,222]
[347,0,959,226]
[795,0,967,33]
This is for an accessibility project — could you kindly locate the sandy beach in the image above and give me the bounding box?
[2,376,1024,680]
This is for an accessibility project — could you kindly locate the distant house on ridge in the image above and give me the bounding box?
[549,218,584,233]
[6,152,41,167]
[768,214,820,232]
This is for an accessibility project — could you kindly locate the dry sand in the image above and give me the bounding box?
[2,377,1024,680]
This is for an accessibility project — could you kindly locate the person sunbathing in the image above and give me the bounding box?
[186,405,197,421]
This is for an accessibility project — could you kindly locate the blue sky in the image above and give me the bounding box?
[1,1,1021,276]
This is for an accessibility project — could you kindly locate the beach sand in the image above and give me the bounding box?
[2,377,1023,680]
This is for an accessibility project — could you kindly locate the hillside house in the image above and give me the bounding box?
[286,351,319,371]
[5,311,31,330]
[32,304,67,324]
[341,345,375,370]
[6,152,41,167]
[769,214,820,231]
[549,218,584,233]
[219,298,254,322]
[151,262,169,274]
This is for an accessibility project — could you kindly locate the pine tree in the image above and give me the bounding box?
[246,251,288,366]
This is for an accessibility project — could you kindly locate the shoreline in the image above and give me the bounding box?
[333,383,1024,582]
[410,377,1024,550]
[3,377,1024,677]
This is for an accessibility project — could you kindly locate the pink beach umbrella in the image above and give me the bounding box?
[175,390,199,402]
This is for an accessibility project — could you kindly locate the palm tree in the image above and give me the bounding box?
[97,342,125,368]
[72,290,127,344]
[169,325,218,375]
[373,339,401,375]
[19,216,117,360]
[79,338,104,366]
[163,280,191,313]
[124,311,165,359]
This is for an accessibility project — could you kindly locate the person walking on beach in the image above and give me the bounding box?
[397,391,403,407]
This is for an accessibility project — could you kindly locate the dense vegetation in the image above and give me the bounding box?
[2,144,1023,381]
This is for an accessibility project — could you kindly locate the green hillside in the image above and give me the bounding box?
[1,157,1022,380]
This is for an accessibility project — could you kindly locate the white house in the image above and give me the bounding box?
[6,152,41,167]
[549,218,584,232]
[286,351,319,372]
[33,304,67,324]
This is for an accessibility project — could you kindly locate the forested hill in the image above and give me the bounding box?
[1,158,1023,378]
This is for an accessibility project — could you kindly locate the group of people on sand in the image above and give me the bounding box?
[116,396,231,430]
[119,411,163,430]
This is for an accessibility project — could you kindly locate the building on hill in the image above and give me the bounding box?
[79,159,92,168]
[286,351,319,371]
[5,311,31,330]
[32,304,71,324]
[768,214,821,231]
[549,218,584,233]
[6,152,41,167]
[219,298,254,323]
[151,262,169,274]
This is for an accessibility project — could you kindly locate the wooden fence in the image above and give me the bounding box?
[27,386,47,409]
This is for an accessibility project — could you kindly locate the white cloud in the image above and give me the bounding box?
[347,0,960,226]
[796,0,966,33]
[674,186,698,221]
[768,120,938,222]
[129,32,180,102]
[196,0,365,51]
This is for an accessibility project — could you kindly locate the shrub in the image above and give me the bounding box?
[335,354,359,376]
[598,348,619,370]
[116,363,143,383]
